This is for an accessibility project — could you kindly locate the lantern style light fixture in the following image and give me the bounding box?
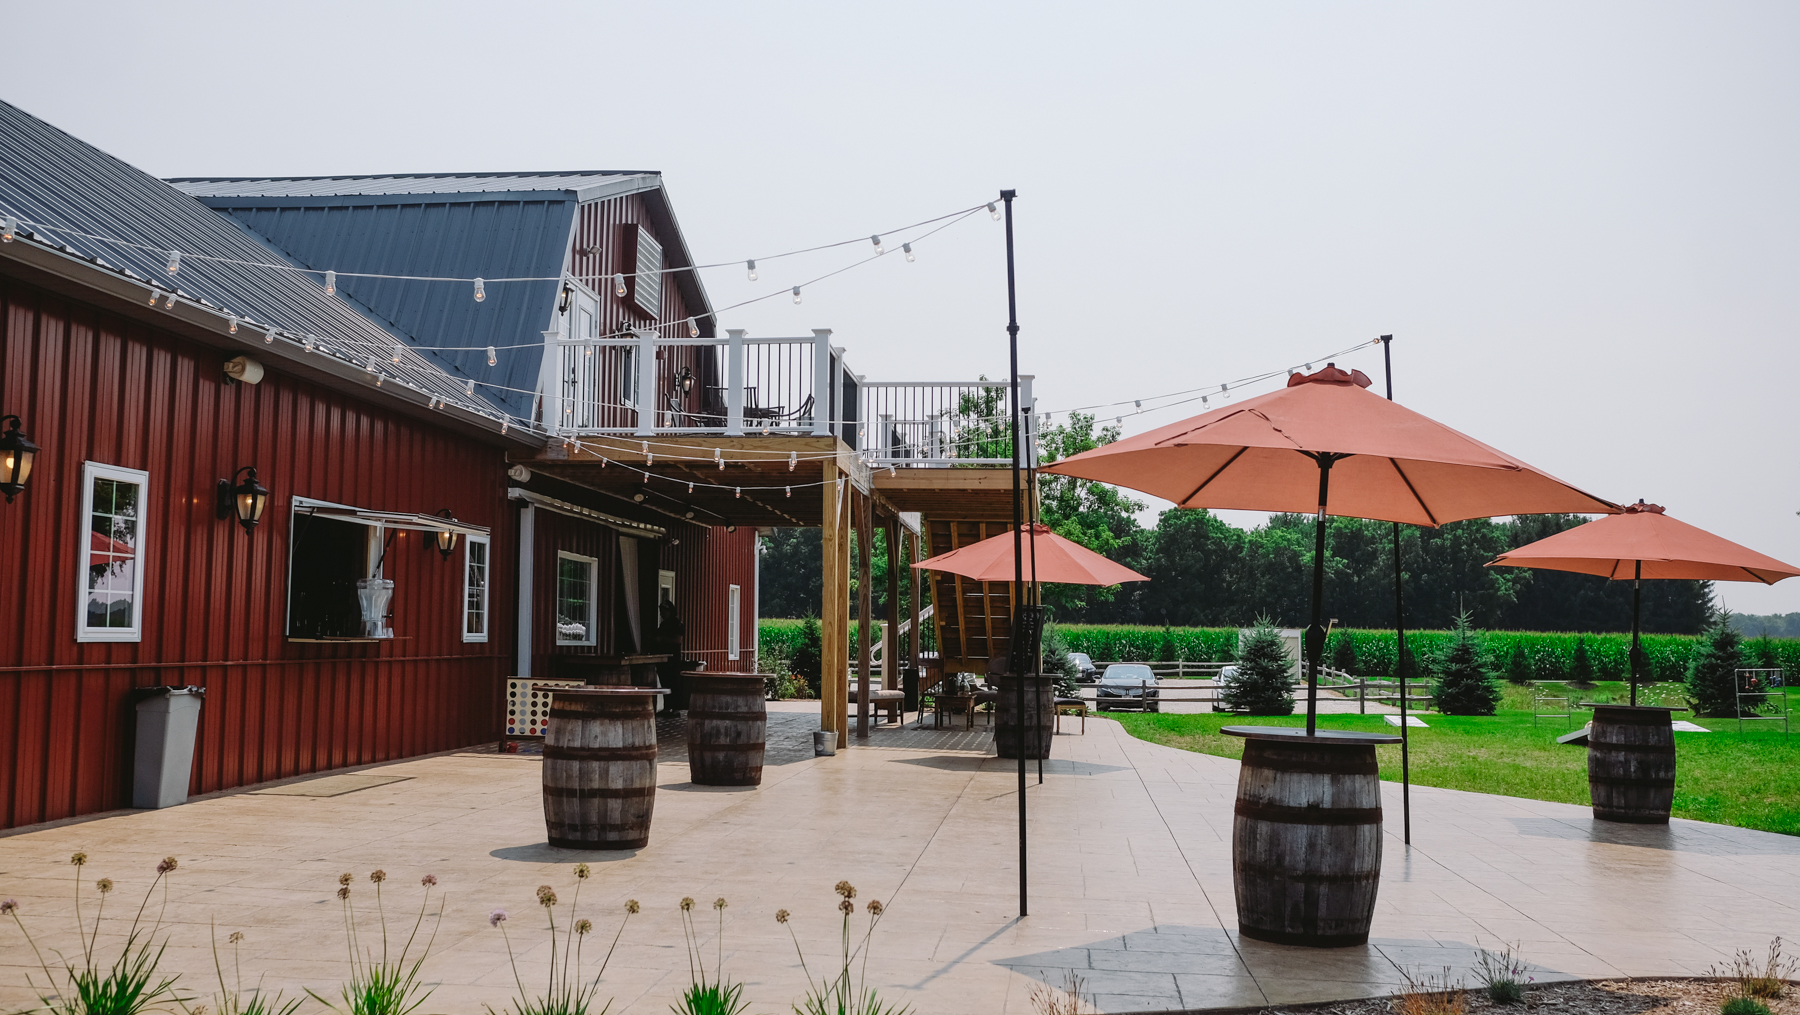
[0,414,39,502]
[673,366,695,401]
[433,508,459,559]
[215,466,269,533]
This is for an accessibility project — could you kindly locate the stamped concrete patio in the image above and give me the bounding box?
[2,701,1796,1015]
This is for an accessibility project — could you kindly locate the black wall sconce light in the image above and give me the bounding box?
[0,414,39,503]
[433,508,459,559]
[672,366,695,403]
[216,466,269,533]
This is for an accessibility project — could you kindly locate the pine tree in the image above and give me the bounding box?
[1504,642,1532,685]
[1686,612,1744,717]
[1433,612,1501,715]
[792,616,823,698]
[1330,633,1359,676]
[1570,636,1596,688]
[1042,625,1081,698]
[1223,618,1295,715]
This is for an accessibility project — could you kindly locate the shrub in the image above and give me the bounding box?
[1434,614,1500,716]
[1688,613,1745,717]
[1221,618,1295,715]
[1473,942,1531,1005]
[1041,626,1080,698]
[1503,643,1532,685]
[1397,968,1465,1015]
[1710,936,1797,1003]
[1570,637,1596,688]
[1330,632,1359,675]
[792,617,823,698]
[1721,998,1771,1015]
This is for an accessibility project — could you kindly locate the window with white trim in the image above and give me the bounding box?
[556,551,598,645]
[463,535,490,642]
[728,583,741,660]
[78,462,148,642]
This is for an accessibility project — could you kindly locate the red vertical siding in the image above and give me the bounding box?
[660,526,758,672]
[0,275,514,830]
[527,508,621,676]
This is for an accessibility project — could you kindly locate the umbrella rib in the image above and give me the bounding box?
[1388,458,1439,527]
[1178,446,1249,506]
[1743,566,1777,586]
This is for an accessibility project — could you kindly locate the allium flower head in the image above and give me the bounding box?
[713,897,727,911]
[867,900,884,916]
[337,887,350,900]
[368,870,386,884]
[489,909,508,927]
[229,931,244,945]
[680,897,694,912]
[338,873,353,887]
[70,851,88,867]
[536,885,557,907]
[838,899,854,914]
[575,919,593,936]
[0,899,16,914]
[775,909,790,924]
[834,881,856,900]
[625,900,640,914]
[157,857,178,874]
[574,863,591,880]
[96,878,114,894]
[420,874,437,887]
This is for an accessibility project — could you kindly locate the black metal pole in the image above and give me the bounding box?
[1631,559,1643,707]
[1380,334,1411,845]
[1306,455,1335,737]
[1028,447,1043,785]
[1002,188,1026,919]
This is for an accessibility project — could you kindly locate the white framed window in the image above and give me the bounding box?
[658,569,676,608]
[77,462,149,642]
[463,534,490,642]
[556,551,598,646]
[728,583,741,660]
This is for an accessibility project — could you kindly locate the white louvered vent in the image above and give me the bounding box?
[633,225,662,314]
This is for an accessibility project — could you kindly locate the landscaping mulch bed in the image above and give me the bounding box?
[1184,979,1799,1015]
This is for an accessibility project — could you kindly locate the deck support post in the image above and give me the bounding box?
[857,491,873,739]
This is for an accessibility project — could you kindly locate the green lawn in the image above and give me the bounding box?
[1105,683,1800,836]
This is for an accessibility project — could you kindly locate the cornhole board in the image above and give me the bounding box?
[1383,715,1429,727]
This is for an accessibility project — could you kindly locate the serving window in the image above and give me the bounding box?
[286,497,490,641]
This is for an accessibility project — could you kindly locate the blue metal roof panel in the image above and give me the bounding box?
[211,197,574,414]
[169,172,658,199]
[0,100,508,417]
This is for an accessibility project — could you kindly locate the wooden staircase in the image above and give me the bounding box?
[925,520,1017,675]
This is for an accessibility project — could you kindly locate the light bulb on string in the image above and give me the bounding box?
[716,448,724,470]
[164,293,177,309]
[1304,363,1313,372]
[642,440,652,465]
[987,202,1000,220]
[263,326,274,345]
[1,215,15,241]
[166,250,180,275]
[761,423,769,435]
[304,334,316,352]
[792,286,801,304]
[324,271,336,296]
[147,287,159,306]
[465,379,475,395]
[227,315,238,334]
[871,235,884,254]
[473,278,485,302]
[366,356,379,374]
[375,373,383,387]
[735,487,741,499]
[501,419,509,434]
[785,486,791,498]
[392,343,404,364]
[486,346,497,366]
[688,482,694,493]
[746,259,757,281]
[788,451,797,471]
[903,242,914,262]
[613,274,627,297]
[1134,400,1142,413]
[686,317,699,338]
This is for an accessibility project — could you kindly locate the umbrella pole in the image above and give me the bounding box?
[1306,454,1337,737]
[1380,333,1412,846]
[1631,559,1642,707]
[1002,188,1027,919]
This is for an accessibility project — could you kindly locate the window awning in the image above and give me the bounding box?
[296,500,491,537]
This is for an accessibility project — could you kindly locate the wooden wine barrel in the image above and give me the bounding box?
[995,674,1055,760]
[685,673,767,786]
[542,688,668,850]
[1223,726,1401,947]
[1585,704,1680,824]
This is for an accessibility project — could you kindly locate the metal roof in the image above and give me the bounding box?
[0,99,508,419]
[168,173,718,414]
[170,172,659,202]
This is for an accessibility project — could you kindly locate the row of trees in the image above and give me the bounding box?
[761,411,1715,634]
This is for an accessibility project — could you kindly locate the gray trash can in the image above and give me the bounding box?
[133,686,205,809]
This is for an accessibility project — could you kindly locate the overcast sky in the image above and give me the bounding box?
[6,1,1798,613]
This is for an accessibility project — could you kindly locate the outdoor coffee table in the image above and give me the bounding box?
[934,693,976,730]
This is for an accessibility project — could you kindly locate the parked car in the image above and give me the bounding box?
[1069,652,1098,683]
[1095,663,1160,712]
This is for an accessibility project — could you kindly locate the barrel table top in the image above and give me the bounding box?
[680,672,767,680]
[1221,726,1403,745]
[551,687,670,697]
[1580,703,1687,712]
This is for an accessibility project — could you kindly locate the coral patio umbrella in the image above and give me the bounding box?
[1489,500,1800,704]
[911,523,1148,586]
[1041,362,1619,732]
